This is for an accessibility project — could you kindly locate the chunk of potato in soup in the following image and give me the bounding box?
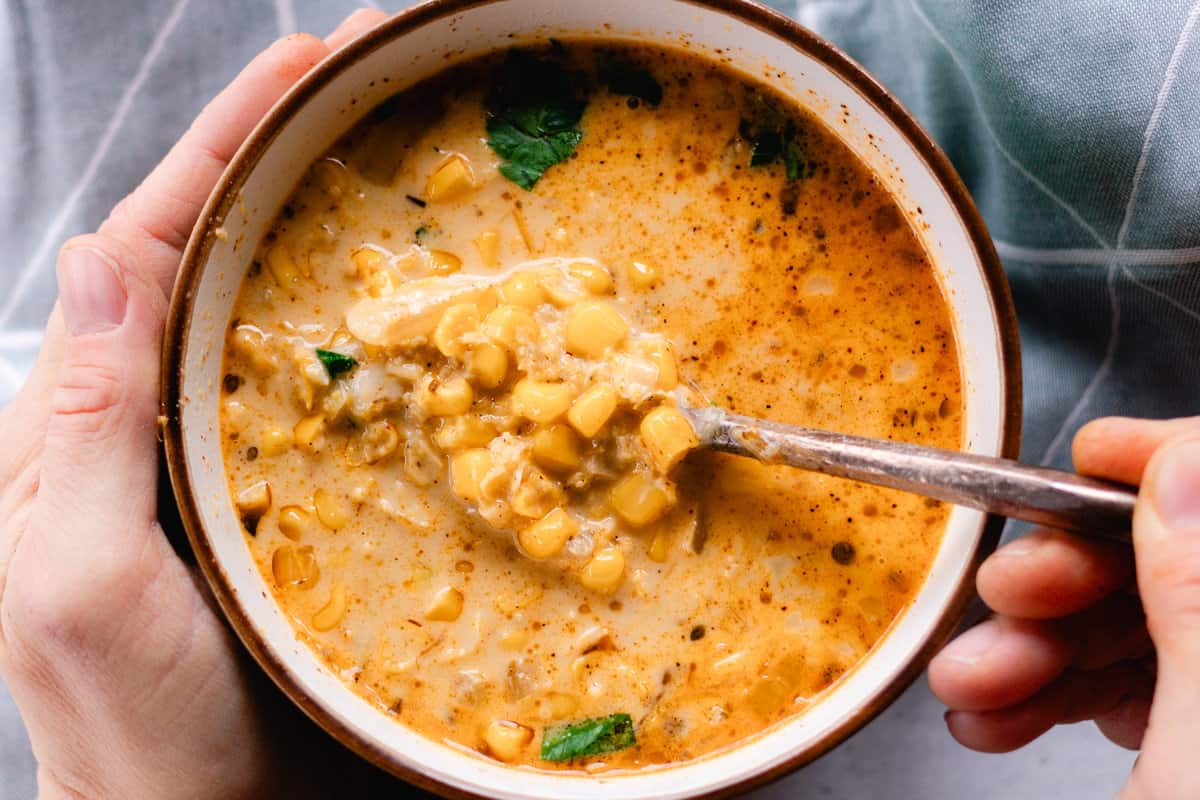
[220,43,961,770]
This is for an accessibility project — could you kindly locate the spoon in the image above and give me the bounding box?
[681,406,1137,544]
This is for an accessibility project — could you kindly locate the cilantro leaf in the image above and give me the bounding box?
[743,117,808,181]
[540,713,636,762]
[600,60,663,106]
[315,349,357,378]
[749,129,783,167]
[485,52,586,190]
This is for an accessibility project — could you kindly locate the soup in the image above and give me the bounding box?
[219,43,961,771]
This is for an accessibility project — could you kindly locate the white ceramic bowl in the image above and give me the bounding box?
[162,1,1021,797]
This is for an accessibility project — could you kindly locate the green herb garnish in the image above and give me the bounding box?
[742,117,808,181]
[541,713,636,762]
[315,349,358,378]
[485,52,586,191]
[414,225,429,242]
[600,60,663,106]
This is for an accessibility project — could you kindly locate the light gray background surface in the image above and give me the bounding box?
[8,0,1195,796]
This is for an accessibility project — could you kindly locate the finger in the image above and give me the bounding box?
[323,8,389,50]
[98,33,330,298]
[944,662,1152,753]
[1125,434,1200,795]
[1073,416,1200,485]
[1095,693,1152,750]
[929,617,1074,712]
[977,528,1133,619]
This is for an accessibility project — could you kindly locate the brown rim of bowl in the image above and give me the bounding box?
[161,1,1022,797]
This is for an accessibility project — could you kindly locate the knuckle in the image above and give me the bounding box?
[48,357,127,444]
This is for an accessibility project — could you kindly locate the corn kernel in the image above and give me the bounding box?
[450,449,493,502]
[260,426,293,457]
[647,528,671,563]
[360,420,400,464]
[498,272,544,308]
[512,379,573,424]
[312,583,348,631]
[425,586,464,621]
[425,154,474,202]
[293,414,325,452]
[434,416,497,451]
[745,676,790,717]
[432,303,480,358]
[566,383,619,438]
[272,544,319,588]
[313,488,350,530]
[427,249,463,275]
[532,425,582,474]
[565,301,628,359]
[518,508,579,559]
[236,480,272,519]
[351,246,384,277]
[475,229,501,268]
[468,341,508,389]
[266,244,302,287]
[540,276,586,307]
[231,325,277,376]
[649,339,679,390]
[277,505,310,541]
[640,406,699,472]
[579,546,625,593]
[499,629,529,650]
[419,376,474,416]
[628,259,660,289]
[404,436,443,487]
[610,472,673,527]
[482,305,537,349]
[483,720,532,762]
[544,693,579,721]
[568,261,614,294]
[511,469,563,519]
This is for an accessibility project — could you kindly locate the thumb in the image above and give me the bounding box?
[1124,435,1200,798]
[32,237,167,576]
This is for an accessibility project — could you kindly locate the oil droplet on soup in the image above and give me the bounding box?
[219,43,962,771]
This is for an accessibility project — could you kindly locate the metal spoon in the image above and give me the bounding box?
[682,406,1137,544]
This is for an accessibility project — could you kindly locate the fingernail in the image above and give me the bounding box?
[995,536,1037,557]
[58,247,127,335]
[1152,438,1200,529]
[940,620,1000,666]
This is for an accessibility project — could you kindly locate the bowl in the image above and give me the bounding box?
[161,1,1021,796]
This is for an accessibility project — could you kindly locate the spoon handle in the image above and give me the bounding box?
[691,409,1136,543]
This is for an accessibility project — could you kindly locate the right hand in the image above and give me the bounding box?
[929,416,1200,799]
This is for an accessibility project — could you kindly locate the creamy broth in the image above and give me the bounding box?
[219,43,961,770]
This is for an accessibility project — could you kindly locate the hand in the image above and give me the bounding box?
[929,416,1200,799]
[0,10,405,799]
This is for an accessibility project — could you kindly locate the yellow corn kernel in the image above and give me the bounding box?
[610,472,673,527]
[544,693,579,721]
[568,261,614,294]
[277,505,310,541]
[628,259,660,289]
[259,426,293,457]
[565,301,628,359]
[360,420,400,464]
[432,303,480,358]
[450,449,493,502]
[518,508,579,559]
[351,246,384,277]
[540,276,586,307]
[566,383,619,438]
[745,676,790,718]
[293,414,325,452]
[649,339,679,390]
[532,425,582,474]
[579,546,626,593]
[236,480,272,520]
[312,583,348,632]
[467,341,508,389]
[640,406,699,473]
[425,154,474,202]
[498,272,544,308]
[313,488,350,530]
[511,469,563,519]
[499,628,529,650]
[475,229,501,268]
[271,544,319,588]
[425,586,464,621]
[231,325,277,376]
[266,244,302,287]
[482,305,537,349]
[512,379,573,424]
[435,416,497,451]
[427,249,463,275]
[647,528,671,563]
[419,376,474,416]
[483,720,532,762]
